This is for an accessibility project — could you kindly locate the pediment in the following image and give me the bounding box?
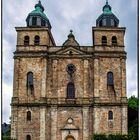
[54,46,87,55]
[61,118,79,131]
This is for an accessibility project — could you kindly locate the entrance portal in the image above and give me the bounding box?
[66,136,75,140]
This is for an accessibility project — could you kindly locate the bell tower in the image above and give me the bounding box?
[11,1,55,139]
[16,0,55,48]
[92,1,127,135]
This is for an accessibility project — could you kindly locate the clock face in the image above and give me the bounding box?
[67,64,76,74]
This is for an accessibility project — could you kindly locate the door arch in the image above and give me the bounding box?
[65,135,75,140]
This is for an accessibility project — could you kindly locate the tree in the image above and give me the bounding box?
[128,96,138,111]
[128,96,138,140]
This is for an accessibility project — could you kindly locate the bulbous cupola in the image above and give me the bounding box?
[63,30,80,46]
[26,0,51,29]
[96,0,119,27]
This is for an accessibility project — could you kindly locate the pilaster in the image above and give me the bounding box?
[94,58,99,97]
[121,106,128,134]
[13,58,20,97]
[83,60,89,97]
[51,106,57,140]
[121,58,126,97]
[40,107,46,140]
[83,107,89,140]
[11,107,18,139]
[52,59,58,97]
[41,58,47,97]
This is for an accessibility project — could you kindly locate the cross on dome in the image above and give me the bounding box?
[26,0,52,28]
[96,0,119,27]
[70,30,73,34]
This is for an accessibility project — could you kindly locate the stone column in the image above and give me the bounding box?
[41,58,47,97]
[51,106,57,140]
[83,60,89,97]
[83,107,89,140]
[121,106,128,134]
[40,107,46,140]
[121,58,126,97]
[94,58,99,97]
[13,59,20,97]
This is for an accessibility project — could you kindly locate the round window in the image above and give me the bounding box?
[66,64,76,74]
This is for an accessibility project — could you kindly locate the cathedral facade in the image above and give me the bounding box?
[11,1,128,140]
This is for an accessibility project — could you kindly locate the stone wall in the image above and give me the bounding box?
[17,58,43,102]
[16,107,40,140]
[11,26,128,140]
[93,105,127,135]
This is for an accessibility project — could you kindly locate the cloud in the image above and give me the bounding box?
[3,38,14,85]
[2,83,13,123]
[127,62,137,97]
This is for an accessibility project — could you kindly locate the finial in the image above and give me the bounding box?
[70,30,73,34]
[106,0,108,5]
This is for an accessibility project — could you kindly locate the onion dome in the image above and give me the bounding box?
[96,0,119,27]
[63,30,80,46]
[26,1,51,29]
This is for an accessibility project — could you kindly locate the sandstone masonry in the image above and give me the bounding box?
[11,1,128,140]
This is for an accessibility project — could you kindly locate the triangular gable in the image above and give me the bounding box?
[54,46,87,55]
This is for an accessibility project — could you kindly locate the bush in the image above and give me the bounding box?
[93,134,128,140]
[108,134,128,140]
[93,134,108,140]
[2,136,16,140]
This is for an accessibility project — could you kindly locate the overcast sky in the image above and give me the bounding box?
[3,0,137,123]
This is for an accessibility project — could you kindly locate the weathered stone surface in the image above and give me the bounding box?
[11,25,127,140]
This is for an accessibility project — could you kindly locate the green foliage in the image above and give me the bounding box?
[108,134,128,140]
[128,119,138,140]
[4,126,11,136]
[2,136,16,140]
[93,134,128,140]
[128,96,138,140]
[93,134,108,140]
[128,96,138,110]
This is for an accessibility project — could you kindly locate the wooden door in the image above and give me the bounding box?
[66,136,75,140]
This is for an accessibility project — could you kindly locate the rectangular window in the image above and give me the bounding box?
[111,19,114,26]
[32,17,37,26]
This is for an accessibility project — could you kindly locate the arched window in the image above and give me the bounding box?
[26,135,31,140]
[27,111,31,121]
[27,72,34,92]
[34,35,40,45]
[32,17,37,26]
[24,36,30,46]
[108,111,113,120]
[112,36,117,45]
[107,72,114,86]
[102,36,107,45]
[67,83,75,99]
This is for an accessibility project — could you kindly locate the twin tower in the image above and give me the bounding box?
[11,1,128,140]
